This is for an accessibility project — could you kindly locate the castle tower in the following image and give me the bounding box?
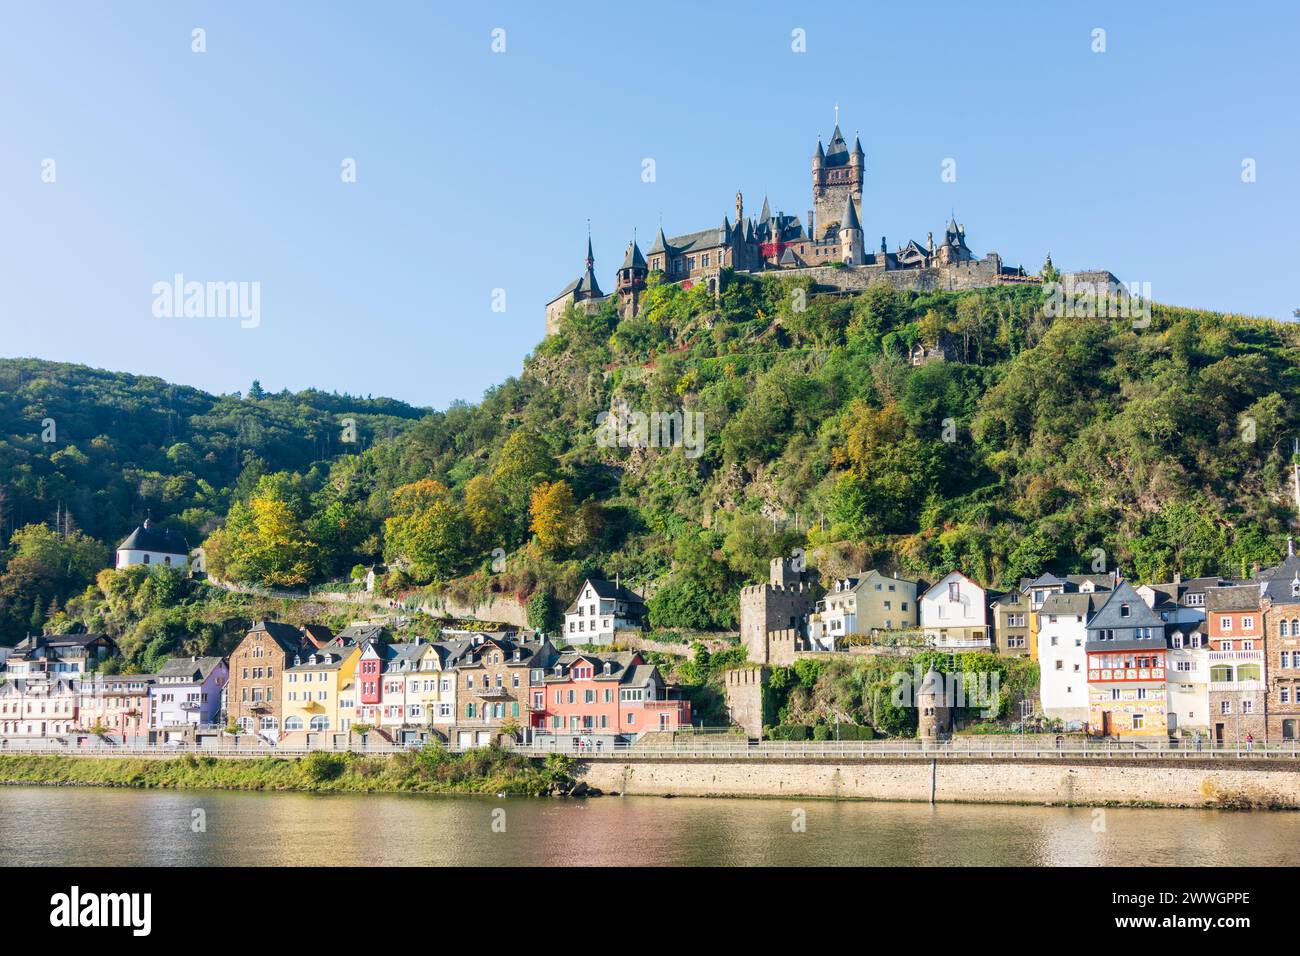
[917,666,952,740]
[616,238,648,318]
[575,234,603,302]
[811,124,863,242]
[839,191,863,265]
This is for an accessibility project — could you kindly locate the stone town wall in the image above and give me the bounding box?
[578,757,1300,808]
[723,668,768,738]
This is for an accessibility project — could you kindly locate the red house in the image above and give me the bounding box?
[356,640,384,725]
[535,651,690,742]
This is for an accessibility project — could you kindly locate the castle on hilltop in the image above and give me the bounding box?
[544,120,1043,336]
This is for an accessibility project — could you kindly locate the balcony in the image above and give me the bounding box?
[476,687,514,701]
[249,700,272,712]
[1208,650,1263,663]
[1210,680,1263,692]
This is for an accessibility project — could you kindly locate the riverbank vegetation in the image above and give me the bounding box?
[0,746,576,796]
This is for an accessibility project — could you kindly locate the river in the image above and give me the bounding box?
[2,786,1297,866]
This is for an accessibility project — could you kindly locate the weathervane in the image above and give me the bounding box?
[833,101,839,125]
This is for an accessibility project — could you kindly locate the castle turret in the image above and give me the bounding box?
[839,191,863,265]
[616,238,648,318]
[575,234,603,300]
[917,666,952,740]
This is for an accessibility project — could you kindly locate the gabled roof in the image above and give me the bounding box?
[566,577,645,614]
[246,620,307,655]
[1040,591,1103,618]
[337,624,388,644]
[1205,584,1262,612]
[156,656,225,682]
[117,521,189,555]
[921,570,984,600]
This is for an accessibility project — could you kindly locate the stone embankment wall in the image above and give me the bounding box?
[578,758,1300,809]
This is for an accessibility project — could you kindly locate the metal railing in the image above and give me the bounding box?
[0,737,1295,761]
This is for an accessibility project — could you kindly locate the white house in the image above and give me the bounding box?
[115,518,190,571]
[563,578,646,645]
[1036,591,1105,725]
[1165,622,1209,735]
[919,571,990,649]
[808,570,920,649]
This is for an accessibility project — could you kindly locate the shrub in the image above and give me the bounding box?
[301,751,347,783]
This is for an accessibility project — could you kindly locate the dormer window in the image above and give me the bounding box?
[1120,603,1131,618]
[948,582,959,602]
[604,662,613,675]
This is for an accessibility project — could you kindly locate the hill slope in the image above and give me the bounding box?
[4,271,1300,650]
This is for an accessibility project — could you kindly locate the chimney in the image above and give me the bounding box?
[807,209,814,237]
[1173,571,1181,586]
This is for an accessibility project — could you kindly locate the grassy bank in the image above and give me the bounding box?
[0,746,576,796]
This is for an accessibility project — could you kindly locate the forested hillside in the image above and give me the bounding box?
[4,271,1299,653]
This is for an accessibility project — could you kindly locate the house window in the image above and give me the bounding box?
[948,581,959,602]
[1132,713,1144,730]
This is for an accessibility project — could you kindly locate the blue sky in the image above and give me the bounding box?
[1,1,1296,409]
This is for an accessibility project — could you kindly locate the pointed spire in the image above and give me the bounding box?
[759,195,771,223]
[851,135,864,156]
[585,220,594,268]
[621,239,646,271]
[813,138,825,161]
[841,193,861,232]
[648,224,668,255]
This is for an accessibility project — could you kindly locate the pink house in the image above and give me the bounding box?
[75,674,155,744]
[536,651,691,742]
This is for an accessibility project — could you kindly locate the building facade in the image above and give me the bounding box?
[150,656,228,732]
[115,517,190,570]
[1085,582,1168,737]
[226,621,311,737]
[563,578,646,645]
[1205,583,1266,746]
[920,571,991,650]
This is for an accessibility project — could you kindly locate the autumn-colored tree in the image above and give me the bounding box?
[209,474,317,587]
[383,479,470,582]
[529,480,576,557]
[464,473,507,547]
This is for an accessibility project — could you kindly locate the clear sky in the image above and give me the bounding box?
[1,1,1296,409]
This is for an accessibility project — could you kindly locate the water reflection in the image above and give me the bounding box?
[1,788,1296,866]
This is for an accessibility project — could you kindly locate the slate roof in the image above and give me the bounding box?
[246,620,307,654]
[823,125,850,167]
[117,522,189,555]
[841,192,862,231]
[621,240,647,270]
[1205,584,1263,612]
[1085,582,1167,651]
[156,656,225,682]
[337,624,388,644]
[565,578,645,615]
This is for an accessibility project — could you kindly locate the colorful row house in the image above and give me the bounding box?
[530,650,691,747]
[75,674,155,744]
[282,640,362,735]
[1085,582,1169,737]
[228,620,334,739]
[149,656,228,737]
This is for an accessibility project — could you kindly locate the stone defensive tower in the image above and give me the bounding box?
[811,125,864,242]
[917,666,952,740]
[724,667,769,739]
[739,557,819,664]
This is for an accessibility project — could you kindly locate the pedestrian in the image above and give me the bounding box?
[1247,732,1254,752]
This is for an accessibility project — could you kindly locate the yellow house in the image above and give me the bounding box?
[282,641,361,733]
